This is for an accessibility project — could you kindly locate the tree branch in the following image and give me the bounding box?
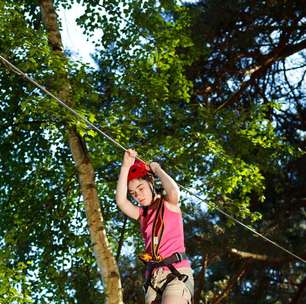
[211,262,249,304]
[194,253,208,304]
[289,276,306,304]
[230,248,306,265]
[215,39,306,112]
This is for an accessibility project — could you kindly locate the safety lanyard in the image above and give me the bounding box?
[151,196,165,260]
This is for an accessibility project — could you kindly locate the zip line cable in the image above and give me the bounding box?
[0,54,305,264]
[0,55,129,154]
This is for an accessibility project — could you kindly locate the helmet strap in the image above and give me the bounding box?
[149,183,156,204]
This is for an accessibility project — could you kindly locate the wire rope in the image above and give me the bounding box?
[0,54,305,264]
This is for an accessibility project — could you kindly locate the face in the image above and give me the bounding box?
[128,178,153,206]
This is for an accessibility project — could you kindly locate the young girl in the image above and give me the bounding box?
[116,149,194,304]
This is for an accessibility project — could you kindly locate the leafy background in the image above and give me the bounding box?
[0,0,305,303]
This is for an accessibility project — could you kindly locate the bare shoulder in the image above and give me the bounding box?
[164,200,181,213]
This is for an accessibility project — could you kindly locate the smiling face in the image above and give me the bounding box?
[128,178,153,206]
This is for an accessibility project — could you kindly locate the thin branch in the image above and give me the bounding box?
[194,253,208,304]
[116,216,127,262]
[230,248,306,265]
[211,262,249,304]
[289,276,306,304]
[215,39,306,112]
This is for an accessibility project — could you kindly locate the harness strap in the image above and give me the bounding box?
[169,263,188,279]
[144,272,177,299]
[157,252,188,267]
[151,196,165,260]
[141,252,189,294]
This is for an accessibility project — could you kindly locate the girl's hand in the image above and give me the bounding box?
[149,162,161,175]
[123,149,137,168]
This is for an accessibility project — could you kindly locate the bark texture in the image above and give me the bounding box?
[39,1,123,303]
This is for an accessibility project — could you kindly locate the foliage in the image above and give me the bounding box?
[0,251,32,304]
[0,0,305,303]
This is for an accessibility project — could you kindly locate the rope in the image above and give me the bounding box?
[0,54,305,264]
[0,55,129,154]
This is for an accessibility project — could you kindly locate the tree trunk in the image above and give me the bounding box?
[194,253,208,304]
[39,1,123,303]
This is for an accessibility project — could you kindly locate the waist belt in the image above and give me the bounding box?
[139,252,188,267]
[139,252,189,295]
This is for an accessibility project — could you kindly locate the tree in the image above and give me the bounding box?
[1,0,305,303]
[79,0,305,302]
[1,0,122,302]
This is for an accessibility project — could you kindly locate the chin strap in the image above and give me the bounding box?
[149,183,156,204]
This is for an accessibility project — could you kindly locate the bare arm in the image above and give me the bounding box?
[115,150,140,220]
[150,162,180,205]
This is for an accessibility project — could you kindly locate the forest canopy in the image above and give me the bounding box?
[0,0,305,303]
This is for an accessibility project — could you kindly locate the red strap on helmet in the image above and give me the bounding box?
[128,159,150,181]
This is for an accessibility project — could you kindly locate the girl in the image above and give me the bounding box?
[116,149,194,304]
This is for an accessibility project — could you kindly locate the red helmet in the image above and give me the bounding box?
[128,160,150,182]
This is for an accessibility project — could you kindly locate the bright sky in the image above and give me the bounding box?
[58,4,100,66]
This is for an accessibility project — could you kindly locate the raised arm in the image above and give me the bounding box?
[150,162,180,205]
[115,150,140,220]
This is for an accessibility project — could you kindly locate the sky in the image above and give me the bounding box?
[58,4,99,66]
[58,2,305,95]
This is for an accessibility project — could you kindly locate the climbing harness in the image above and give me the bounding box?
[141,252,191,297]
[138,197,192,300]
[0,54,305,264]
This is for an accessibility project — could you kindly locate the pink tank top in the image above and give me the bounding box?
[139,200,190,269]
